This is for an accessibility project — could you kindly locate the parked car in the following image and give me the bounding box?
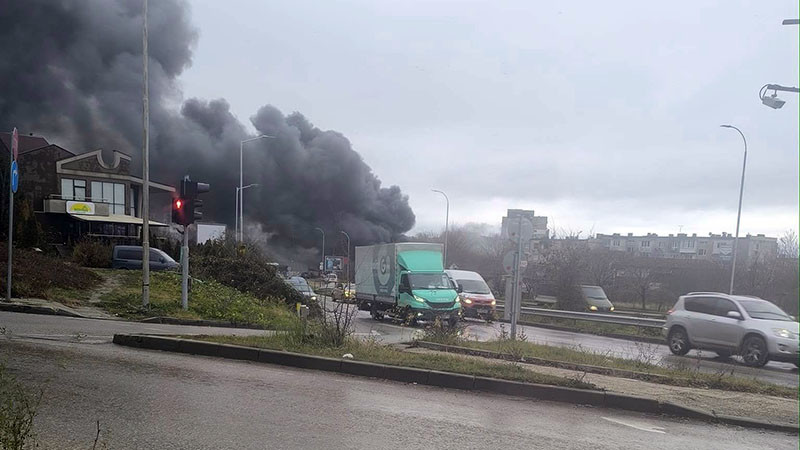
[331,283,356,303]
[445,269,496,319]
[112,245,179,271]
[580,285,615,312]
[286,276,318,302]
[663,292,799,367]
[323,272,338,284]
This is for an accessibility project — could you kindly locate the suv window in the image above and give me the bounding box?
[712,298,740,317]
[149,249,162,262]
[684,296,715,315]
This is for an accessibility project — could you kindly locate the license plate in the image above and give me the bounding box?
[477,308,490,314]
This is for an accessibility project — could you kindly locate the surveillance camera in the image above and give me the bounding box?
[761,94,786,109]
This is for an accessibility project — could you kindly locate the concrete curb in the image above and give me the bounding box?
[0,301,83,318]
[139,316,267,330]
[113,333,797,434]
[415,341,677,384]
[499,318,663,344]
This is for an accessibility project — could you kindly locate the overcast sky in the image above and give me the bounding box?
[181,0,798,238]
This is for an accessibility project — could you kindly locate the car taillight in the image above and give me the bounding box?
[666,309,674,315]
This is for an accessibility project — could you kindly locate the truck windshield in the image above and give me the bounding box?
[581,286,608,299]
[409,273,452,290]
[456,279,491,294]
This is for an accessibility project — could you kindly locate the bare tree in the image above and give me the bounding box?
[778,230,799,259]
[585,248,619,288]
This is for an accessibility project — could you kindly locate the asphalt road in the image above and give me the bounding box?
[349,311,800,387]
[1,312,795,449]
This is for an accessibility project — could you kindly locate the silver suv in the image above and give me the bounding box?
[663,292,799,367]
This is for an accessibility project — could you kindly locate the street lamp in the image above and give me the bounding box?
[235,184,259,241]
[431,189,449,267]
[239,135,274,242]
[340,230,351,289]
[315,227,325,276]
[759,84,799,109]
[720,124,747,294]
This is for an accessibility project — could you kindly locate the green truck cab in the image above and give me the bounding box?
[355,243,461,325]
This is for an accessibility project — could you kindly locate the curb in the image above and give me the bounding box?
[414,341,676,384]
[0,302,84,318]
[139,316,267,330]
[498,318,663,344]
[113,333,797,434]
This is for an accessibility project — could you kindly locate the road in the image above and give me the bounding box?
[348,311,800,387]
[1,312,795,449]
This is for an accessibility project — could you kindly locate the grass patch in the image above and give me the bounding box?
[191,333,595,390]
[0,245,101,300]
[518,313,662,339]
[425,336,797,399]
[99,270,298,330]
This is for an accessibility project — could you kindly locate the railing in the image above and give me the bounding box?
[495,305,666,328]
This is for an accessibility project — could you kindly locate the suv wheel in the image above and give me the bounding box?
[668,327,690,355]
[741,335,769,367]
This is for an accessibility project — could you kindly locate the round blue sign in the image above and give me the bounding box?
[10,160,19,194]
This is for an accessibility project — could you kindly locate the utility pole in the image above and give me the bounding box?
[141,0,151,307]
[432,189,449,267]
[315,227,325,275]
[510,218,522,338]
[6,127,18,303]
[340,230,351,289]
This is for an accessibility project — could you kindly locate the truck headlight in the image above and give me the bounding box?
[610,306,615,312]
[773,328,793,339]
[413,295,426,303]
[454,296,461,303]
[310,295,317,301]
[589,305,598,311]
[491,300,496,306]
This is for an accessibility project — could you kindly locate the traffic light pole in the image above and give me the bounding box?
[181,225,189,310]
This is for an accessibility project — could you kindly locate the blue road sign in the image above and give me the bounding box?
[10,160,18,194]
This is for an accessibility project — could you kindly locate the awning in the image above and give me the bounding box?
[68,213,168,227]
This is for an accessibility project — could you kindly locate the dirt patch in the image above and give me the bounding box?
[406,346,799,426]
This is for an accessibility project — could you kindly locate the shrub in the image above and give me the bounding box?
[0,365,41,449]
[0,244,101,299]
[190,237,304,307]
[72,239,112,268]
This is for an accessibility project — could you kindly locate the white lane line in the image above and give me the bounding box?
[602,416,666,434]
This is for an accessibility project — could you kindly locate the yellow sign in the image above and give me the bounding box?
[66,201,96,215]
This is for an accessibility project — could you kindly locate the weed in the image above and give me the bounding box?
[0,365,41,450]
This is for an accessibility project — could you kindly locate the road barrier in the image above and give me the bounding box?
[495,305,666,328]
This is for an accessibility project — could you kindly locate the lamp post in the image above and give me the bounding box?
[432,189,449,267]
[239,135,273,242]
[234,184,258,241]
[720,125,747,294]
[340,230,351,289]
[315,227,325,276]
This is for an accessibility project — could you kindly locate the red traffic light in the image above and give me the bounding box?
[175,199,183,209]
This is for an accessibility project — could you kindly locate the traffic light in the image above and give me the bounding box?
[172,197,188,226]
[176,176,211,226]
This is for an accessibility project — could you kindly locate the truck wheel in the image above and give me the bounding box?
[370,305,383,321]
[404,308,418,326]
[447,317,459,328]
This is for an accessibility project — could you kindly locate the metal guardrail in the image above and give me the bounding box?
[494,305,666,328]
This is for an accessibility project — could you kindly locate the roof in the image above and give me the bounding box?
[68,213,168,227]
[0,132,50,155]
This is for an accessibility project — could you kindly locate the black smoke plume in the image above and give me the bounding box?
[0,0,415,256]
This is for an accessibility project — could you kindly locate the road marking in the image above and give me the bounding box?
[602,417,666,434]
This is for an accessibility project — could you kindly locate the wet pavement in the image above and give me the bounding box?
[1,311,796,449]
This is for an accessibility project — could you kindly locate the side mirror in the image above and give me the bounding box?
[726,310,743,320]
[457,285,463,293]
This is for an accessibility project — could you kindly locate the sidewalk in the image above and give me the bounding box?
[404,345,799,427]
[0,298,119,320]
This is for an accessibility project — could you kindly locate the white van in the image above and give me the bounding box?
[445,269,496,319]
